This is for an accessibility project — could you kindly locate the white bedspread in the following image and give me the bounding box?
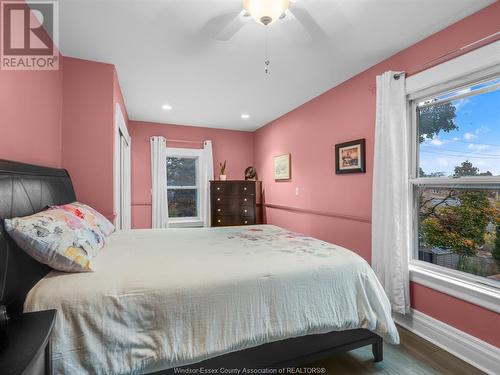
[24,225,399,374]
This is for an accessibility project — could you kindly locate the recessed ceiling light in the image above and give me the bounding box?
[162,104,172,110]
[241,113,250,119]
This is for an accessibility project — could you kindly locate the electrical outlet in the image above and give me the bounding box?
[295,187,299,196]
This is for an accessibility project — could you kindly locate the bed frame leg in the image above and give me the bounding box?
[372,336,383,362]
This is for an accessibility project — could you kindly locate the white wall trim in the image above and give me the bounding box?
[394,309,500,375]
[114,103,131,229]
[168,219,204,228]
[115,102,131,144]
[166,147,203,158]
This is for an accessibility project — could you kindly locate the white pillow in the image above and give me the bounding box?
[4,208,105,272]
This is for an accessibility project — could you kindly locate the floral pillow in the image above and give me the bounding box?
[4,208,105,273]
[51,202,115,237]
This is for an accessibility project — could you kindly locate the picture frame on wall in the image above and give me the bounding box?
[274,153,291,180]
[335,139,366,174]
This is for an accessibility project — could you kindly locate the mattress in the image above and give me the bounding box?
[24,225,399,374]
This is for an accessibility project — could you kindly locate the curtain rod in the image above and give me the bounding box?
[393,31,500,80]
[149,137,205,144]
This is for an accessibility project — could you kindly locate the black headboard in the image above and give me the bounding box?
[0,160,76,316]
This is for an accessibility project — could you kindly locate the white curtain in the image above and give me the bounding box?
[201,140,214,227]
[372,71,410,315]
[150,136,169,228]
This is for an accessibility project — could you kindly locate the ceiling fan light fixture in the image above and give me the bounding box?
[244,0,289,26]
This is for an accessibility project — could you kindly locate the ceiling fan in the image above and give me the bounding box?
[204,0,326,43]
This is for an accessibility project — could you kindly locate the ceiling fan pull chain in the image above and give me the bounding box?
[264,30,270,75]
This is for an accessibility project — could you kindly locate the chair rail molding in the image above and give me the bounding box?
[264,203,371,224]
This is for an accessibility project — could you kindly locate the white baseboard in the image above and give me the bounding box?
[393,309,500,375]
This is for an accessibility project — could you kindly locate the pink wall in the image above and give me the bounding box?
[0,2,128,222]
[129,121,254,229]
[61,57,116,219]
[254,2,500,347]
[411,283,499,347]
[0,0,62,167]
[0,67,63,167]
[0,53,128,221]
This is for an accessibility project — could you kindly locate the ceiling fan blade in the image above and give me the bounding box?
[198,10,249,41]
[213,11,250,41]
[288,6,327,43]
[282,10,312,44]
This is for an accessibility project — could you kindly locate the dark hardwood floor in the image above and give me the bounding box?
[309,326,485,375]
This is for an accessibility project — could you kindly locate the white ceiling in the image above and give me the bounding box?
[59,0,495,131]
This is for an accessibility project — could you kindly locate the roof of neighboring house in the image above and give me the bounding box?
[420,247,455,255]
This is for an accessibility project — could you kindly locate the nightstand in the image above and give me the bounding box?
[0,309,56,375]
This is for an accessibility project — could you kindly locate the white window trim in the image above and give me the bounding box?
[406,40,500,96]
[166,147,204,228]
[410,263,500,313]
[113,103,131,230]
[406,41,500,313]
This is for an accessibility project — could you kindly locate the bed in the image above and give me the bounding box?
[0,160,399,374]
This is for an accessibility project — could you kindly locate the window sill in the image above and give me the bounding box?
[409,261,500,313]
[168,219,204,228]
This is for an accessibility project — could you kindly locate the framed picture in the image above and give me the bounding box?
[335,139,366,174]
[274,153,291,180]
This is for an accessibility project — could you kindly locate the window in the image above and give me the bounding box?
[166,147,203,226]
[410,75,500,288]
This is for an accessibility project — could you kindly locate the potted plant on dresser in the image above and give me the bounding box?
[219,160,227,181]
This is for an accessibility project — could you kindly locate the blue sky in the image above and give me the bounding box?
[419,80,500,177]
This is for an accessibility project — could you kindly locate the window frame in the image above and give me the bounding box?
[166,147,204,228]
[407,63,500,313]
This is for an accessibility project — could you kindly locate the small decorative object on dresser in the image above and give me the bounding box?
[0,309,56,375]
[335,138,366,174]
[210,180,262,227]
[219,160,227,181]
[244,166,257,181]
[274,153,291,180]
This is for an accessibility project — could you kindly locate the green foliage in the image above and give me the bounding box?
[167,157,196,186]
[420,160,495,261]
[421,190,491,258]
[493,206,500,264]
[419,168,445,177]
[453,160,478,177]
[493,224,500,264]
[418,102,457,143]
[453,160,493,177]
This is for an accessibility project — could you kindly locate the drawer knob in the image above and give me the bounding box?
[244,209,247,213]
[244,198,247,202]
[218,219,221,223]
[244,220,248,224]
[217,187,220,191]
[244,187,247,190]
[217,208,221,212]
[217,198,220,201]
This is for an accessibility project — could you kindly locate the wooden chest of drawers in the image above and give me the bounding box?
[210,180,262,227]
